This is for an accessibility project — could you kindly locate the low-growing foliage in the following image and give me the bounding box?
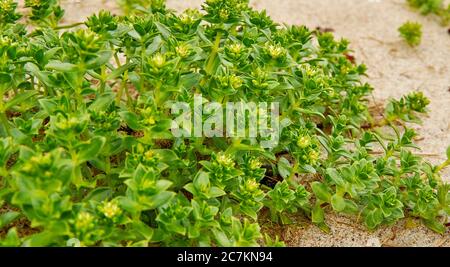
[0,0,448,247]
[398,21,423,46]
[407,0,450,25]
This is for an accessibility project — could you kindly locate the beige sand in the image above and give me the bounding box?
[15,0,450,246]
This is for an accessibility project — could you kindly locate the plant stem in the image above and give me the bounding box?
[154,81,161,106]
[287,161,299,184]
[436,160,450,173]
[53,22,84,30]
[140,42,145,92]
[123,70,133,108]
[205,32,222,74]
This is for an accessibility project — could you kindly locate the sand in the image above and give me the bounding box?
[14,0,450,246]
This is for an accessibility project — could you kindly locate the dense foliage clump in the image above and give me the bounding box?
[0,0,449,246]
[407,0,450,25]
[398,21,423,46]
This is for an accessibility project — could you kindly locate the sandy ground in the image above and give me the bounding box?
[14,0,450,246]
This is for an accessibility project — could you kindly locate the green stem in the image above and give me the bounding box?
[116,83,124,106]
[123,70,133,108]
[140,42,145,92]
[99,65,106,94]
[371,118,389,128]
[76,85,84,110]
[206,32,222,74]
[154,81,161,106]
[287,161,299,184]
[114,52,124,105]
[436,160,450,173]
[114,53,121,68]
[53,22,84,30]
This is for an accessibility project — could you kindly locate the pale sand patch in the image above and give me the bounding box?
[15,0,450,246]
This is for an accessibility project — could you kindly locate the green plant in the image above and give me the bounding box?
[398,21,423,46]
[117,0,165,15]
[0,0,448,247]
[24,0,65,27]
[407,0,450,25]
[0,0,21,26]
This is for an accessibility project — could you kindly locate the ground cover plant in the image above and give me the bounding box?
[0,0,449,247]
[406,0,450,25]
[398,21,423,46]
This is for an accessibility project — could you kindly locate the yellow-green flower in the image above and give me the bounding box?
[249,158,262,170]
[266,44,285,59]
[176,44,190,58]
[297,136,311,148]
[219,9,229,20]
[244,179,259,192]
[309,150,320,164]
[144,150,154,161]
[216,153,235,168]
[99,201,122,219]
[229,43,243,55]
[150,53,166,69]
[229,74,243,89]
[75,212,94,230]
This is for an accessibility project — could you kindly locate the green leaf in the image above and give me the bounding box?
[365,209,383,229]
[293,107,326,120]
[23,231,55,246]
[25,63,53,87]
[76,136,106,163]
[86,51,113,69]
[212,229,231,247]
[0,228,21,247]
[326,168,344,186]
[118,197,141,213]
[83,187,113,201]
[311,204,325,223]
[132,221,154,240]
[63,72,80,89]
[44,47,62,62]
[209,187,226,198]
[4,91,38,111]
[88,92,115,112]
[146,35,163,55]
[342,199,359,214]
[194,171,209,192]
[277,157,292,179]
[423,219,446,234]
[45,61,78,72]
[119,111,143,131]
[149,119,172,133]
[152,149,178,162]
[446,146,450,160]
[107,62,136,80]
[147,191,175,209]
[301,164,316,174]
[155,22,171,39]
[38,99,58,115]
[0,211,20,228]
[331,194,346,212]
[0,73,11,84]
[311,182,332,202]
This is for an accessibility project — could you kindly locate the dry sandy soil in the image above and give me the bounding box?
[14,0,450,246]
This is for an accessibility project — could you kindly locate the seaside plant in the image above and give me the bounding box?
[398,21,423,46]
[407,0,450,25]
[0,0,449,247]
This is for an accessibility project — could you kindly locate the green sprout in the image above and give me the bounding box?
[398,21,423,46]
